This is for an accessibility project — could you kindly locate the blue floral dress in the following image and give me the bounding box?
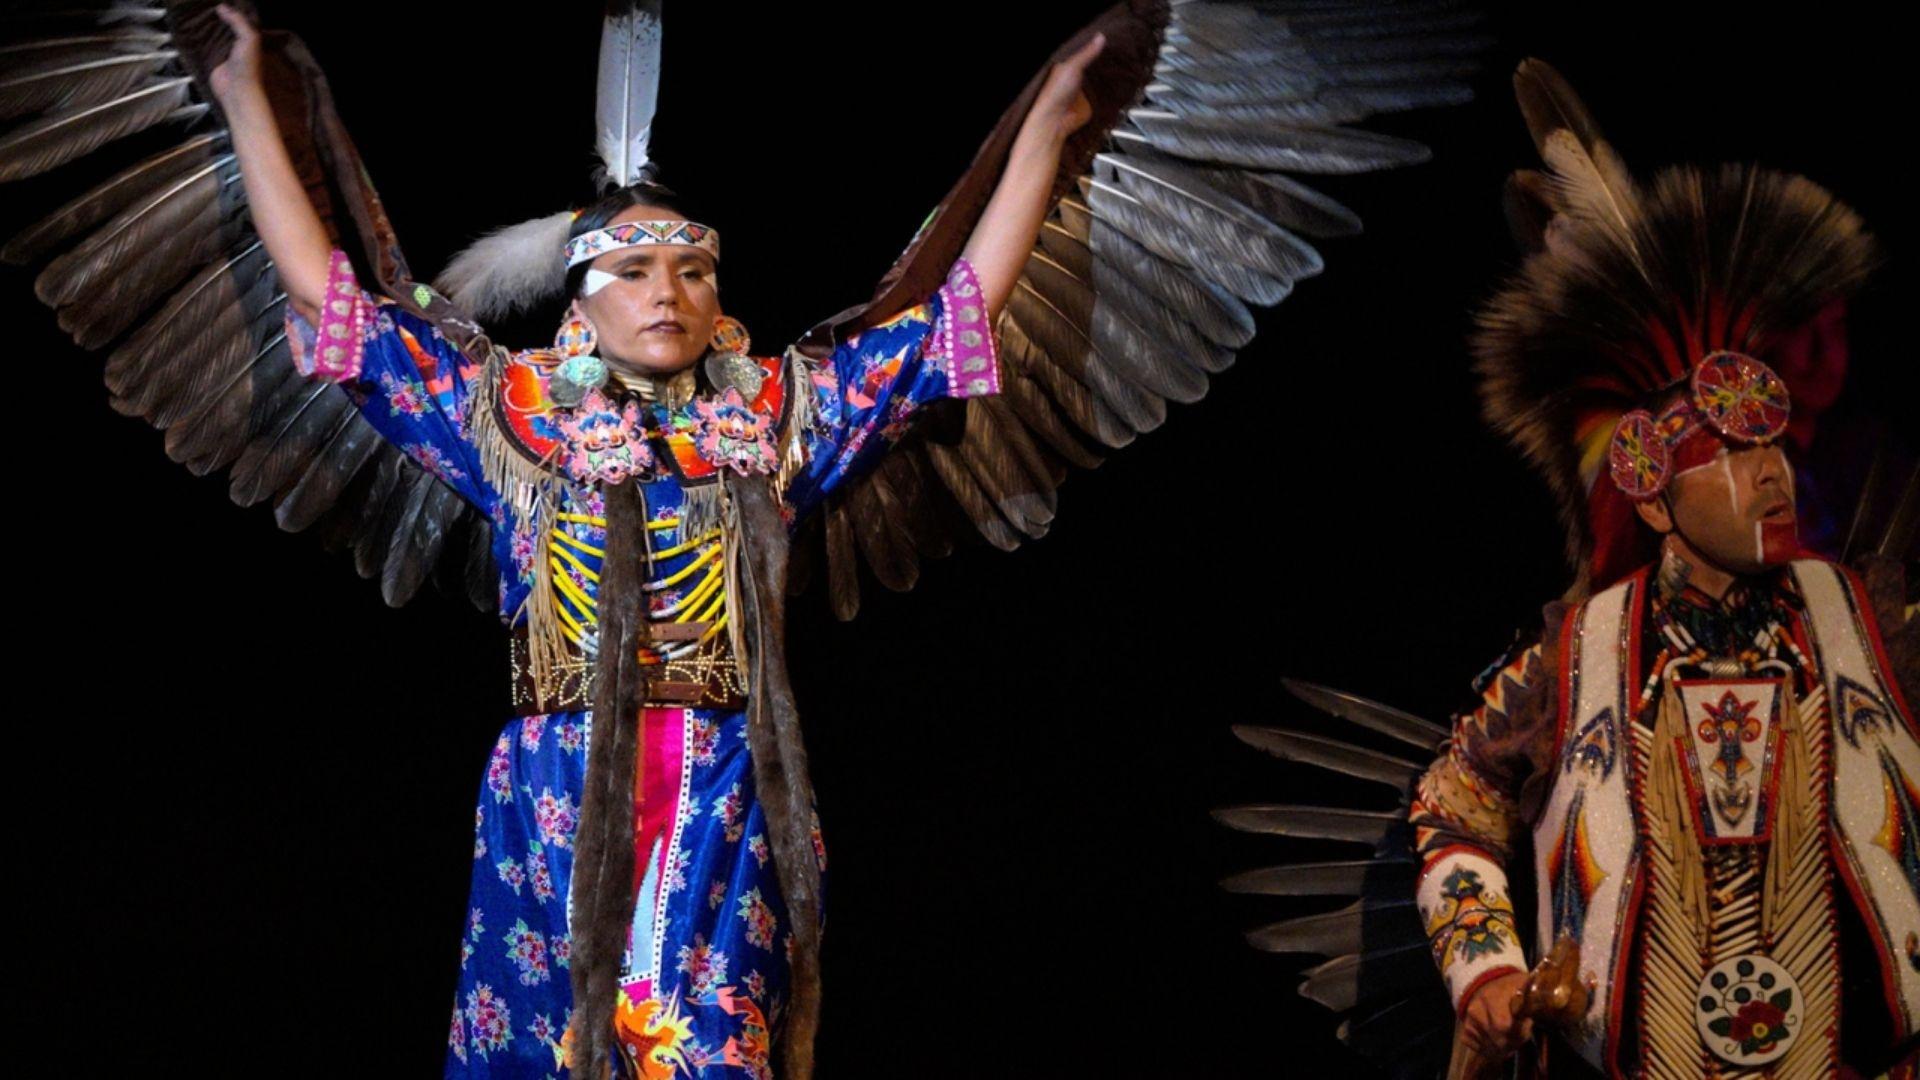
[284,255,997,1078]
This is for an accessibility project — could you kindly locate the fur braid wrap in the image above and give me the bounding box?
[728,473,826,1080]
[567,478,649,1078]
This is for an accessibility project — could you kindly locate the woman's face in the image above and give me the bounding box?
[574,203,721,377]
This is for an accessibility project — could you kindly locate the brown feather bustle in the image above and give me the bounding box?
[1473,61,1881,596]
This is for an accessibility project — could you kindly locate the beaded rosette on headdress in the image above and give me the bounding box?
[1470,60,1877,593]
[1607,351,1792,500]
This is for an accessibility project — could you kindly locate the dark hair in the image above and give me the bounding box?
[563,166,704,300]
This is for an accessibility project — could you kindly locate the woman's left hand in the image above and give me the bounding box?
[1024,32,1105,145]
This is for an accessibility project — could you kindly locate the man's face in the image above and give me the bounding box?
[575,204,721,376]
[1660,439,1798,573]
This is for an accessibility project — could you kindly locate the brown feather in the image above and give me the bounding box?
[0,75,201,181]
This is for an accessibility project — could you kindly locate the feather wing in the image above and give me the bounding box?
[1216,680,1453,1074]
[0,0,495,610]
[790,0,1488,621]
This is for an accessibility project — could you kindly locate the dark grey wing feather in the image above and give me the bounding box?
[0,1,495,612]
[1218,679,1454,1074]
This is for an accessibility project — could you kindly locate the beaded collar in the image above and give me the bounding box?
[491,347,792,488]
[1652,563,1802,662]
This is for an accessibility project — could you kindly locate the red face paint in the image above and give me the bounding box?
[1760,515,1798,565]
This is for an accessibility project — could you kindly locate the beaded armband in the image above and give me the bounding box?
[286,248,371,382]
[1417,847,1526,1013]
[932,257,1000,398]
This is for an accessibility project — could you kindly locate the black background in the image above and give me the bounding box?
[12,2,1910,1076]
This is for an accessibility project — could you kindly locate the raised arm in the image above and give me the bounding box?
[204,4,496,513]
[209,4,330,321]
[958,32,1104,324]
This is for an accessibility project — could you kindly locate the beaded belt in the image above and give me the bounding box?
[508,621,748,716]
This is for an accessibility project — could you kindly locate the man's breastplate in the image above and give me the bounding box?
[1533,559,1920,1076]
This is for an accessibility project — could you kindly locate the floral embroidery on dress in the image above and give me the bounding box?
[736,887,777,951]
[486,737,513,803]
[463,984,513,1060]
[714,783,745,843]
[399,439,468,483]
[503,918,552,986]
[376,369,431,417]
[534,787,579,849]
[520,715,546,752]
[690,716,720,766]
[676,934,730,999]
[528,841,556,904]
[449,1003,468,1064]
[496,855,525,895]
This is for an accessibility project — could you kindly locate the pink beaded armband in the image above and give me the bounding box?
[287,248,370,382]
[933,257,1000,398]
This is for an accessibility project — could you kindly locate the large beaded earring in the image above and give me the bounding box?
[548,300,611,407]
[704,313,762,398]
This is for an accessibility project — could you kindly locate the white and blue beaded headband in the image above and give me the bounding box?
[566,217,721,297]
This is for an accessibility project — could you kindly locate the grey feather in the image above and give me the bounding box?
[1125,108,1432,174]
[1230,725,1427,789]
[1282,677,1449,750]
[1245,898,1421,957]
[1300,940,1440,1013]
[1218,858,1415,898]
[1211,805,1402,847]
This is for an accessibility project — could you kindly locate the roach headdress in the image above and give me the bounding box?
[1473,59,1880,596]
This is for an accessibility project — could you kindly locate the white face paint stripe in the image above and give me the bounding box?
[584,267,617,296]
[1720,453,1740,518]
[1754,519,1766,564]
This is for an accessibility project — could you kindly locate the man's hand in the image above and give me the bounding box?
[1460,969,1533,1062]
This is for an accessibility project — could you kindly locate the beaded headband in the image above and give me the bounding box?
[1607,350,1791,501]
[564,218,721,268]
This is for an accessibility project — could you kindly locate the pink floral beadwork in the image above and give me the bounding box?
[553,386,653,485]
[290,248,371,381]
[688,387,777,475]
[933,257,1000,398]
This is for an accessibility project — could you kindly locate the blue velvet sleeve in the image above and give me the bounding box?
[781,259,1002,527]
[282,254,499,516]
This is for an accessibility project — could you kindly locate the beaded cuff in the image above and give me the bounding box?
[932,257,1000,398]
[286,248,371,382]
[1416,847,1526,1013]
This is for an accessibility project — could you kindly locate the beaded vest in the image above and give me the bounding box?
[1534,558,1919,1076]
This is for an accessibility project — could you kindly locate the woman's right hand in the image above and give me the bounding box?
[208,3,263,105]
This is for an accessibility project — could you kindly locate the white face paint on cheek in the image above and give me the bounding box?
[583,268,618,297]
[1719,453,1739,519]
[1753,519,1765,564]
